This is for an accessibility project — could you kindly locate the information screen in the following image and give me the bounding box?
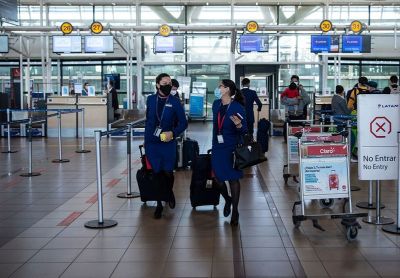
[239,35,269,53]
[52,36,82,53]
[154,35,184,53]
[310,35,339,53]
[342,35,371,53]
[0,35,9,53]
[84,36,114,53]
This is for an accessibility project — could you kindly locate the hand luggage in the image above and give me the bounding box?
[181,137,199,168]
[257,118,271,153]
[190,151,220,208]
[136,145,170,203]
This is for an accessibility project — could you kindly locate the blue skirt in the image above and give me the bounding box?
[145,141,176,173]
[211,145,243,181]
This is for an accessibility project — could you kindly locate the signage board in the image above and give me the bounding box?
[60,22,73,35]
[246,21,259,33]
[358,94,400,180]
[239,35,269,53]
[310,35,339,53]
[90,22,103,34]
[159,24,171,37]
[319,20,333,32]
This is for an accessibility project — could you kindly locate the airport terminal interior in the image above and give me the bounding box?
[1,0,400,277]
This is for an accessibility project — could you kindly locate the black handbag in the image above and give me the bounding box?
[233,136,267,170]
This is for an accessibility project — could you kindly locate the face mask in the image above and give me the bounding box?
[171,89,177,96]
[159,84,172,96]
[214,88,221,99]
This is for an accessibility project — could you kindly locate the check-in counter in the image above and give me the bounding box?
[47,95,110,137]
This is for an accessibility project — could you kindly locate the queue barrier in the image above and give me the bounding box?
[84,118,145,230]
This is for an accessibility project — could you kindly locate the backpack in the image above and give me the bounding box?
[390,85,399,94]
[347,86,368,111]
[256,118,270,153]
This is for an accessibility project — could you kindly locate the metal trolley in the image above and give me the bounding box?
[291,132,368,241]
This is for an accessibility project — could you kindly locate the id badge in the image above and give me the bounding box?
[217,134,224,144]
[154,127,162,137]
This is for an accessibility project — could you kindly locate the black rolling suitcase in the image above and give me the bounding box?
[136,145,169,203]
[190,151,220,208]
[182,138,199,168]
[257,118,271,153]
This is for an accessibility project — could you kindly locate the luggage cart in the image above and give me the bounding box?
[292,132,367,241]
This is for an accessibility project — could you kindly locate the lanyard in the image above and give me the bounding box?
[156,95,170,124]
[217,102,231,134]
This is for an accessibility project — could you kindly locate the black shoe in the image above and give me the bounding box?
[154,205,163,219]
[223,197,232,217]
[168,191,176,209]
[230,211,239,226]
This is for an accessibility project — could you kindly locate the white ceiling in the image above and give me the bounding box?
[18,0,398,6]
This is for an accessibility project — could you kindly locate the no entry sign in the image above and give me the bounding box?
[358,94,400,180]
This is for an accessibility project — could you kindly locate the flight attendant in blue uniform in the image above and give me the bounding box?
[212,79,247,226]
[144,73,188,219]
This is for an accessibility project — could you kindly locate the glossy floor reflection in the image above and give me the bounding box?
[0,122,399,277]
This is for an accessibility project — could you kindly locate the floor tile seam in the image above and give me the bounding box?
[6,247,43,278]
[255,166,307,278]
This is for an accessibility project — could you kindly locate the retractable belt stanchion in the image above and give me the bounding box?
[382,132,400,234]
[363,179,394,225]
[20,118,41,177]
[76,108,91,153]
[347,119,360,192]
[356,180,385,209]
[85,130,117,229]
[52,110,70,163]
[118,124,140,199]
[2,109,17,153]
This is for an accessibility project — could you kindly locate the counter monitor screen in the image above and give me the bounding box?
[310,35,339,53]
[154,35,184,53]
[84,35,114,53]
[0,35,9,53]
[52,36,82,53]
[342,35,371,53]
[239,35,269,53]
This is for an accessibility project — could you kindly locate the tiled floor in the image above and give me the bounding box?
[0,123,399,277]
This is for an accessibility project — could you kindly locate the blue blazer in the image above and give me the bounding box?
[241,88,262,124]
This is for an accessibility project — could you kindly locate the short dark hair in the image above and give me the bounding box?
[358,76,368,85]
[83,82,89,87]
[156,73,170,84]
[291,75,299,81]
[390,75,398,84]
[109,80,114,87]
[336,85,344,94]
[241,78,250,86]
[171,79,179,88]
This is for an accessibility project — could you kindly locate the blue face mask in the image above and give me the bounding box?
[214,88,221,99]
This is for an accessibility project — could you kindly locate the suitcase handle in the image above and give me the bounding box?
[207,149,212,154]
[139,144,145,157]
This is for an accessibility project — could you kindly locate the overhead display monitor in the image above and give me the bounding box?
[154,35,184,53]
[52,36,82,53]
[310,35,339,53]
[239,35,269,53]
[0,35,9,53]
[84,35,114,53]
[342,35,371,53]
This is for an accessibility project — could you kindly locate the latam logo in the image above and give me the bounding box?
[377,104,399,109]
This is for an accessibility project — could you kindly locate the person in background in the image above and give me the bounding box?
[290,75,311,118]
[69,83,75,96]
[280,82,300,115]
[171,79,181,99]
[241,78,262,138]
[331,85,351,116]
[382,75,399,94]
[144,73,188,219]
[212,79,247,226]
[82,82,89,96]
[367,81,381,94]
[347,76,369,112]
[108,80,119,119]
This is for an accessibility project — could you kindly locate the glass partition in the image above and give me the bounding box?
[187,6,232,25]
[279,5,323,25]
[143,65,185,94]
[62,62,102,94]
[187,34,231,62]
[279,34,319,62]
[361,61,400,89]
[370,6,400,26]
[328,6,369,25]
[233,6,276,25]
[141,6,185,25]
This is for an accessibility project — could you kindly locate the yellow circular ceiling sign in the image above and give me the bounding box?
[90,22,104,34]
[159,24,171,37]
[350,20,363,33]
[319,20,333,32]
[246,21,259,33]
[60,22,73,35]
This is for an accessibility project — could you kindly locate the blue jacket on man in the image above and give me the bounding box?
[241,87,262,125]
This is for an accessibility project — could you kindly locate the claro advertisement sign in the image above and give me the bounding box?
[357,94,400,180]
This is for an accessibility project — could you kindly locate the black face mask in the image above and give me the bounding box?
[159,84,172,96]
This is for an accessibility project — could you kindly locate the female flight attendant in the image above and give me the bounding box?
[144,73,188,219]
[212,79,247,226]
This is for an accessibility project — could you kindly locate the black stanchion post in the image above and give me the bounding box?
[76,108,91,153]
[20,118,41,177]
[382,132,400,234]
[118,124,140,199]
[347,119,360,191]
[85,130,117,229]
[2,109,17,153]
[52,110,70,163]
